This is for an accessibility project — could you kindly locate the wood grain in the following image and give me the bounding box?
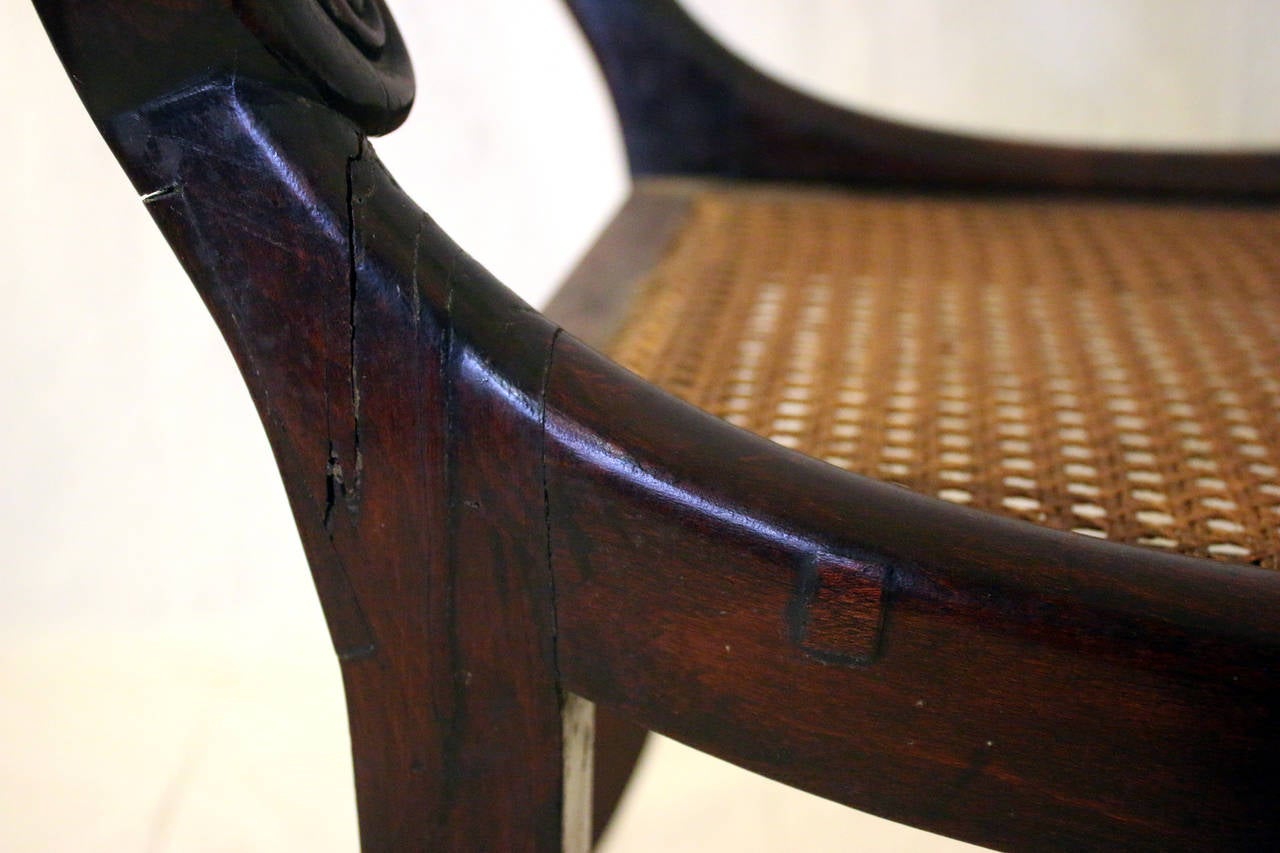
[544,330,1280,851]
[544,179,699,846]
[36,1,577,848]
[34,0,1280,850]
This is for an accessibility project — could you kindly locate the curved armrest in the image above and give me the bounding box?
[544,329,1280,850]
[35,1,1280,850]
[567,0,1280,196]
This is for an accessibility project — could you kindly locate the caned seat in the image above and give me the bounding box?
[606,182,1280,568]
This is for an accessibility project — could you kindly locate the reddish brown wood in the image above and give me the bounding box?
[34,1,1280,851]
[125,88,569,852]
[544,185,695,846]
[543,329,1280,851]
[565,0,1280,197]
[35,1,581,850]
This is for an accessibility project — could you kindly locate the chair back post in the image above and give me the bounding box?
[34,1,588,849]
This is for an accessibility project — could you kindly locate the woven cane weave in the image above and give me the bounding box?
[607,185,1280,568]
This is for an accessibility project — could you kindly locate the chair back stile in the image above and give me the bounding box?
[31,0,1280,850]
[34,1,585,849]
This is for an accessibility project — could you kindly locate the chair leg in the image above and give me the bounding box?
[36,0,621,847]
[320,157,578,851]
[592,710,649,846]
[96,83,581,850]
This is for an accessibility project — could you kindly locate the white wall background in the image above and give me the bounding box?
[2,1,1277,850]
[685,0,1280,148]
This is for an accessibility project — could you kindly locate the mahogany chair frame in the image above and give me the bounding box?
[33,0,1280,850]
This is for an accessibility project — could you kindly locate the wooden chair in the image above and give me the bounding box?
[34,0,1280,849]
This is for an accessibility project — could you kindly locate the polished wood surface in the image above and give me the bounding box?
[115,76,570,853]
[547,179,1280,849]
[33,0,1280,849]
[545,320,1280,850]
[36,1,571,849]
[544,190,698,844]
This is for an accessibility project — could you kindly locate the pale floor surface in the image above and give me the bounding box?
[0,625,982,852]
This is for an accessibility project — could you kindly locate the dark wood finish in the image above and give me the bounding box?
[34,0,412,137]
[35,1,577,849]
[235,0,415,134]
[585,707,648,847]
[34,0,1280,850]
[565,0,1280,197]
[544,329,1280,850]
[543,181,697,846]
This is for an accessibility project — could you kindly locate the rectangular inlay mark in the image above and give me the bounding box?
[789,550,890,666]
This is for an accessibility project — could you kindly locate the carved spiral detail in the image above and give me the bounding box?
[317,0,387,56]
[235,0,415,135]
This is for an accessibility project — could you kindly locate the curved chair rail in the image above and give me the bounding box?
[545,329,1280,850]
[567,0,1280,196]
[35,0,1280,850]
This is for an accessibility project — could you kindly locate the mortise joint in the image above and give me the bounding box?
[788,550,891,666]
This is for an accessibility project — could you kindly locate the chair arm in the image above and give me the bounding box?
[545,329,1280,851]
[567,0,1280,197]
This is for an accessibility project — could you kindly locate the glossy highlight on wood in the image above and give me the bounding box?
[31,0,1280,849]
[543,329,1280,850]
